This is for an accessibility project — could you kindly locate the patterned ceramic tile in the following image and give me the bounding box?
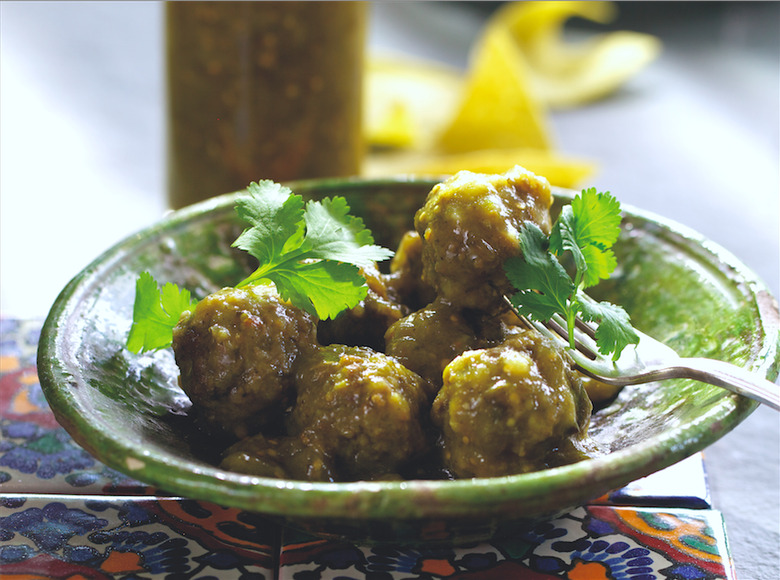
[1,319,154,496]
[0,495,278,579]
[278,506,736,579]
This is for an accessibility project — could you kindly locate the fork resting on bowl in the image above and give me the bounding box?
[505,298,780,411]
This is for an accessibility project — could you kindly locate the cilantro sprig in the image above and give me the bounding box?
[126,180,393,353]
[126,272,198,353]
[505,187,639,359]
[233,181,393,318]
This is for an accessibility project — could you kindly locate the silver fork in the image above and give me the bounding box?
[503,299,780,411]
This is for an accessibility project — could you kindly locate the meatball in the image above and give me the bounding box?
[172,284,318,439]
[288,345,429,480]
[384,298,477,394]
[317,263,406,351]
[414,166,553,311]
[431,329,591,478]
[220,433,335,482]
[385,230,436,310]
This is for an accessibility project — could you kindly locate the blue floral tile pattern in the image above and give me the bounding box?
[279,506,735,579]
[1,319,153,496]
[0,496,277,579]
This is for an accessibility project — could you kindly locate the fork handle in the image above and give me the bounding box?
[668,358,780,411]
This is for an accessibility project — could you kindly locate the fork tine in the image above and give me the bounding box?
[542,315,568,341]
[531,317,604,374]
[501,295,595,359]
[503,301,639,385]
[574,316,597,340]
[548,314,598,361]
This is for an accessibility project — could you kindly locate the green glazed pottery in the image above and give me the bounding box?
[37,177,780,545]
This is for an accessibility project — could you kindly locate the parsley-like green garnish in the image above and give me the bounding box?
[126,271,197,353]
[233,181,393,318]
[505,187,639,359]
[126,180,393,353]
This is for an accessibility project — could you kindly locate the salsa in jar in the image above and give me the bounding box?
[167,1,366,208]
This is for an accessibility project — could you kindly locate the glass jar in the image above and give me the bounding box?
[166,1,366,208]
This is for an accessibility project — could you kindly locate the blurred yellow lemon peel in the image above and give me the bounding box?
[368,100,416,150]
[435,20,553,154]
[500,1,662,108]
[364,56,461,151]
[364,1,659,186]
[363,148,595,190]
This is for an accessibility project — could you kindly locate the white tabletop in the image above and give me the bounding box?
[2,3,778,577]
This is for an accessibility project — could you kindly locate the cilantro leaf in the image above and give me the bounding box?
[267,260,369,321]
[505,187,639,359]
[126,271,197,353]
[301,196,394,267]
[505,223,574,321]
[578,296,639,360]
[549,187,621,288]
[232,180,306,267]
[578,244,617,289]
[233,184,393,318]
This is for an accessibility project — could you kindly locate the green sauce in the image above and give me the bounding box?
[166,2,366,208]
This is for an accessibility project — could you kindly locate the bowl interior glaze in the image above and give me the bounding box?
[37,177,780,545]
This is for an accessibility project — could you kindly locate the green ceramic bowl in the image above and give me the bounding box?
[37,177,779,545]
